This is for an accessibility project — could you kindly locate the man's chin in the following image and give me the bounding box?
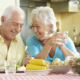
[10,36,16,40]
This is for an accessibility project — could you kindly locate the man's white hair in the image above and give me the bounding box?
[2,6,25,21]
[31,6,57,33]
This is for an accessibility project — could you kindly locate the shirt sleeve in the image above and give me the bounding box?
[26,36,41,57]
[65,37,79,55]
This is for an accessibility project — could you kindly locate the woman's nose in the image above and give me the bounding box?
[33,27,37,32]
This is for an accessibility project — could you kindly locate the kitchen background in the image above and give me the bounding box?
[0,0,80,53]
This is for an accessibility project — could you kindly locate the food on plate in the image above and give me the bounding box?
[16,65,19,70]
[45,61,51,65]
[63,60,67,65]
[52,61,59,65]
[44,58,68,65]
[54,58,60,62]
[29,59,46,66]
[26,59,49,70]
[17,66,25,71]
[26,64,46,70]
[51,58,67,65]
[58,61,64,65]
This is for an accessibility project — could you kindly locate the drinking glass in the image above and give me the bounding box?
[4,60,17,74]
[62,31,68,43]
[57,31,68,43]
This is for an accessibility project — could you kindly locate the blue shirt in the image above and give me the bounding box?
[26,35,79,62]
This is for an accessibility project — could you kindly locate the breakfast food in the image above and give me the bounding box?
[26,59,48,70]
[46,58,67,65]
[52,61,59,65]
[52,58,67,65]
[45,61,51,65]
[63,60,67,65]
[17,66,25,71]
[54,58,60,62]
[26,64,46,70]
[29,59,46,66]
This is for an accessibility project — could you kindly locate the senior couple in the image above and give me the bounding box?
[0,6,79,69]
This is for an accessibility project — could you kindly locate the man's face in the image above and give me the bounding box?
[1,12,25,40]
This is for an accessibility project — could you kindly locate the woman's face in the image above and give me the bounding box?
[32,18,50,40]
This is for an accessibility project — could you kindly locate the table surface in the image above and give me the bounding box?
[0,71,80,80]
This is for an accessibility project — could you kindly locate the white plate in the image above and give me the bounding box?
[24,69,52,75]
[16,70,24,73]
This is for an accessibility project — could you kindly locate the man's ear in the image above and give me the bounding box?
[1,16,5,23]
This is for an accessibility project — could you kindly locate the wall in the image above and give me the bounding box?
[55,9,80,45]
[0,0,20,25]
[55,12,61,31]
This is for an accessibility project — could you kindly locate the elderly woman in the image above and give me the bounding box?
[24,6,79,65]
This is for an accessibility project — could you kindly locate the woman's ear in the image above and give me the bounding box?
[48,24,53,31]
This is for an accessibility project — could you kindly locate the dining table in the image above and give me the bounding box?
[0,70,80,80]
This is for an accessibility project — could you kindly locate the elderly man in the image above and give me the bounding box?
[0,6,26,69]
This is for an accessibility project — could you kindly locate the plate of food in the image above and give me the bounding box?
[24,59,52,75]
[0,69,5,73]
[16,65,25,73]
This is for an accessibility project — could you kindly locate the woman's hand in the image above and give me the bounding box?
[40,34,53,45]
[24,55,33,66]
[46,32,66,47]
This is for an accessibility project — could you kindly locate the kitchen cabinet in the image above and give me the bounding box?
[0,0,20,25]
[51,1,78,12]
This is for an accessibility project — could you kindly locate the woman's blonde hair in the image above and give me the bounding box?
[31,6,57,33]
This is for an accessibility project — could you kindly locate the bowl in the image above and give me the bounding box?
[66,56,80,75]
[49,65,70,74]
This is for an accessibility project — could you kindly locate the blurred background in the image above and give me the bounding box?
[0,0,80,53]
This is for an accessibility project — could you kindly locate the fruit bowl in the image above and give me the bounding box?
[66,56,80,75]
[46,58,70,74]
[49,65,70,74]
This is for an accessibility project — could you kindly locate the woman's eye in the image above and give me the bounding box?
[37,26,40,27]
[32,26,34,27]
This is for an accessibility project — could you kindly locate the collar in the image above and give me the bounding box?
[12,37,17,42]
[0,35,4,43]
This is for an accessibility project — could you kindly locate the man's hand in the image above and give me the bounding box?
[24,55,34,66]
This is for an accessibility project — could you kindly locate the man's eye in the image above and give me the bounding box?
[20,25,23,28]
[12,23,18,26]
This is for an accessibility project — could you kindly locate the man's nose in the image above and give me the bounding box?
[16,25,21,32]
